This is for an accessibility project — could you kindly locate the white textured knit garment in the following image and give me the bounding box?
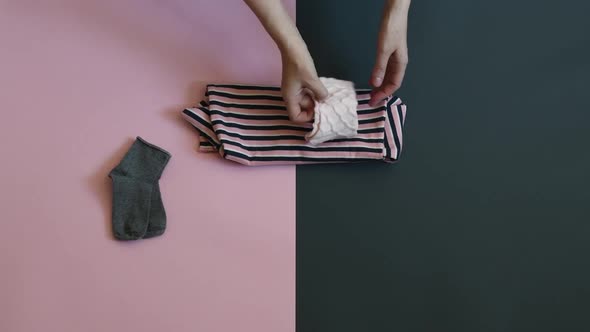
[305,77,359,145]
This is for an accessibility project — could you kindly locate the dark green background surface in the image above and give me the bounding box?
[296,1,590,331]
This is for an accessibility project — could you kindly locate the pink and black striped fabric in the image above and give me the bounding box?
[181,84,407,166]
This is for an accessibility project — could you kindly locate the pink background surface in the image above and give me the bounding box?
[0,1,295,331]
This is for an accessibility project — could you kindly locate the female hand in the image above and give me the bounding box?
[243,0,327,123]
[369,0,411,106]
[280,46,328,123]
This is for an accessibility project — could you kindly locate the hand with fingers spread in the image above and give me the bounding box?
[369,0,411,106]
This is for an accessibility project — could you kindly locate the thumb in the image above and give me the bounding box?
[306,79,329,101]
[285,97,305,123]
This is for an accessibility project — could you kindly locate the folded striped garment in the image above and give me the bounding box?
[181,84,407,166]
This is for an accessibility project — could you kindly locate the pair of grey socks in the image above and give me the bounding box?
[109,137,171,240]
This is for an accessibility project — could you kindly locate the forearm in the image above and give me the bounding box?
[385,0,411,13]
[243,0,307,55]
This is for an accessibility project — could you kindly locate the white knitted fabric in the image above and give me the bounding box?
[305,77,358,145]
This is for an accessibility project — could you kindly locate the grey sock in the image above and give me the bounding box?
[109,137,171,240]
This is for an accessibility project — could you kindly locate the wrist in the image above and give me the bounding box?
[278,36,309,61]
[382,0,410,30]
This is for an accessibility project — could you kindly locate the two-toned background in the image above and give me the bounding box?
[1,1,589,331]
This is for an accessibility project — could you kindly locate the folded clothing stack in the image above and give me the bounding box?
[181,80,407,166]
